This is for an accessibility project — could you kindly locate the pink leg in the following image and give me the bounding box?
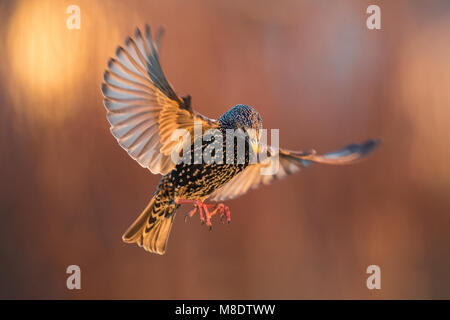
[202,204,213,230]
[197,203,205,224]
[176,199,232,228]
[224,205,231,223]
[209,203,231,224]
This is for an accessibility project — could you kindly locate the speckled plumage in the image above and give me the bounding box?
[164,105,260,198]
[146,106,259,224]
[102,25,380,254]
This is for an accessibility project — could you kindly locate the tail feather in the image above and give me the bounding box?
[122,195,176,255]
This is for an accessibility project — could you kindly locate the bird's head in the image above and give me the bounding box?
[218,104,263,157]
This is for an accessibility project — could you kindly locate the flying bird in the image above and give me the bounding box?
[101,25,379,255]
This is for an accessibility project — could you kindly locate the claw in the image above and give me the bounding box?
[184,205,198,222]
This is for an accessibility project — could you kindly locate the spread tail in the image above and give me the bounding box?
[122,194,177,255]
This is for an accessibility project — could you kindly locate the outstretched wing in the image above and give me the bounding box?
[102,25,218,175]
[208,139,380,202]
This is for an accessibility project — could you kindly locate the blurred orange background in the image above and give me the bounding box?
[1,0,449,299]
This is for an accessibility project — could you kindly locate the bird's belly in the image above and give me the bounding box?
[167,163,246,200]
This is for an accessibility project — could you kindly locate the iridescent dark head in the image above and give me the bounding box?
[219,104,263,157]
[218,104,263,131]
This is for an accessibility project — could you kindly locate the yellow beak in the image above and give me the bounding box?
[251,139,260,162]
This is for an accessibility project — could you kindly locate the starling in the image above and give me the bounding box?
[101,25,379,255]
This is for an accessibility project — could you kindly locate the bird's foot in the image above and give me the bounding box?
[176,199,231,230]
[209,203,231,224]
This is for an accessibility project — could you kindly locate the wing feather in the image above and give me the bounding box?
[102,25,218,175]
[208,139,380,202]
